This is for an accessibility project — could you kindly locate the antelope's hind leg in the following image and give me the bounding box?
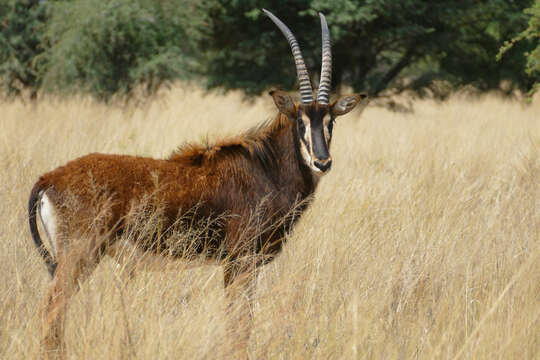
[40,239,107,359]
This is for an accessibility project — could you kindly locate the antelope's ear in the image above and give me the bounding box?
[331,93,368,116]
[269,90,297,117]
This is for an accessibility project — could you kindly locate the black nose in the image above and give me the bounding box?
[314,158,332,172]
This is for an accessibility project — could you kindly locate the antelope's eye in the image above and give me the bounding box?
[328,119,335,134]
[297,118,306,136]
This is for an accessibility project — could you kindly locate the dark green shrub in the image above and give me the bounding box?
[0,0,46,99]
[198,0,535,97]
[498,2,540,95]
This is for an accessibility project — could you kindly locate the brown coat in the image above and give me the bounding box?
[29,113,316,276]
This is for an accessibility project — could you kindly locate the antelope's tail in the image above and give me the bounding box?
[28,183,57,277]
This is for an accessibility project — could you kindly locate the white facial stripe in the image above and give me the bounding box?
[300,113,313,156]
[324,122,329,141]
[299,141,314,169]
[322,114,332,125]
[298,113,327,174]
[323,114,332,141]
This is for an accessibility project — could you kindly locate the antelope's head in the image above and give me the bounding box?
[264,9,368,175]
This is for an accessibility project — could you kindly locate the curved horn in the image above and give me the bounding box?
[317,13,332,105]
[263,9,314,104]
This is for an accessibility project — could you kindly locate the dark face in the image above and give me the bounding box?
[270,90,368,176]
[296,104,334,174]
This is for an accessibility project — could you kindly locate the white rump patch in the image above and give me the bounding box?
[39,192,58,259]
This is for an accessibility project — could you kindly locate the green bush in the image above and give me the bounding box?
[0,0,46,98]
[40,0,204,101]
[498,2,540,95]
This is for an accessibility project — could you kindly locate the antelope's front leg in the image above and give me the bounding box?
[223,261,258,359]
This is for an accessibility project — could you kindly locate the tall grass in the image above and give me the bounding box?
[0,87,539,359]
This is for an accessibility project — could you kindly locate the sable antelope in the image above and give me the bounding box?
[28,9,367,358]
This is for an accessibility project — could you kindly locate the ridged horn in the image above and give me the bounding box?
[263,9,314,104]
[317,13,332,105]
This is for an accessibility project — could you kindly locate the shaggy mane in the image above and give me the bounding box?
[169,114,291,172]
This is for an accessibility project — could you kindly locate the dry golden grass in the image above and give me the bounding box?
[0,86,539,359]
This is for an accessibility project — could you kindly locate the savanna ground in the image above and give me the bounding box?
[0,86,539,359]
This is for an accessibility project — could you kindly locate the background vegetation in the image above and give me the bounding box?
[1,1,539,358]
[0,0,538,101]
[498,1,540,95]
[1,88,539,359]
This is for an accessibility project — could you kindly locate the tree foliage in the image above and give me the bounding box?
[0,0,46,98]
[0,0,537,101]
[498,2,540,95]
[200,0,535,97]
